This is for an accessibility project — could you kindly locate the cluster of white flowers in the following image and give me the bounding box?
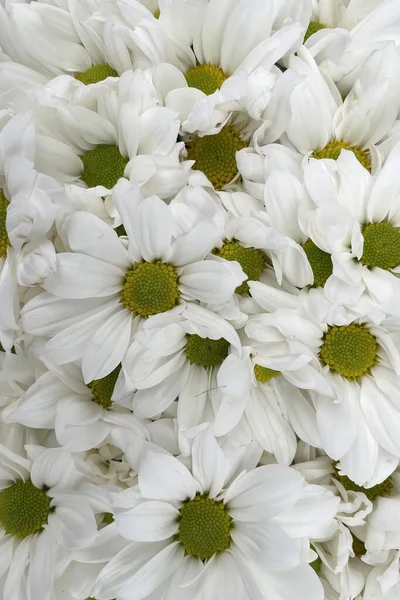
[1,0,400,598]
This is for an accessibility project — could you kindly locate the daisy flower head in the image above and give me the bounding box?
[93,429,339,600]
[0,444,101,600]
[20,181,246,383]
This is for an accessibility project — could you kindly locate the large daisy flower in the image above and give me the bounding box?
[92,429,339,600]
[20,182,245,383]
[0,444,104,600]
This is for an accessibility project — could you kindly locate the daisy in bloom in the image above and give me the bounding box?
[0,443,104,600]
[92,429,339,600]
[299,143,400,316]
[20,181,246,383]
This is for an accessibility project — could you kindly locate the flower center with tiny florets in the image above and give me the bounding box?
[214,241,266,295]
[319,324,378,380]
[185,335,230,368]
[88,364,122,409]
[185,64,228,96]
[302,239,333,287]
[121,261,180,318]
[254,364,280,383]
[360,222,400,271]
[0,191,10,259]
[178,495,232,560]
[75,64,118,85]
[312,140,371,172]
[304,21,327,42]
[0,480,52,539]
[333,464,393,501]
[185,126,248,190]
[79,145,128,189]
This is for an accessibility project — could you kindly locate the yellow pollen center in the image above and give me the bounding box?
[302,239,333,287]
[312,140,371,172]
[304,21,328,42]
[360,222,400,271]
[75,64,118,85]
[80,145,128,189]
[185,126,248,190]
[214,241,266,295]
[121,261,180,318]
[319,324,378,380]
[88,365,122,409]
[0,479,52,539]
[185,64,228,96]
[333,464,393,501]
[254,364,280,383]
[0,191,10,259]
[185,335,230,368]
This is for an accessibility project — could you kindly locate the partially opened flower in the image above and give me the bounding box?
[93,430,338,600]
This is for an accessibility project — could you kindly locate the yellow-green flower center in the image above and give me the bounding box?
[302,239,333,287]
[80,145,128,189]
[304,21,327,42]
[214,241,266,295]
[254,364,280,383]
[153,8,160,18]
[185,64,228,96]
[319,324,378,380]
[0,191,10,259]
[352,535,366,557]
[121,261,180,318]
[0,480,52,539]
[88,365,122,409]
[312,140,371,172]
[102,512,114,524]
[310,555,322,574]
[75,64,118,85]
[186,126,248,190]
[334,465,393,502]
[360,222,400,271]
[178,495,232,560]
[185,335,230,368]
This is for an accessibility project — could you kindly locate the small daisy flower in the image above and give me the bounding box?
[20,182,246,383]
[92,429,338,600]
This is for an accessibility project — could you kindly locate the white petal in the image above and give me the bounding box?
[116,501,179,542]
[139,451,197,502]
[30,447,81,493]
[50,501,97,549]
[133,196,173,263]
[192,430,226,498]
[179,259,246,304]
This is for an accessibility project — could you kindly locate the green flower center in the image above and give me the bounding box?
[178,495,232,560]
[102,512,114,524]
[312,140,371,172]
[185,64,228,96]
[185,335,230,368]
[304,21,327,42]
[360,222,400,271]
[0,480,52,539]
[214,241,266,295]
[79,145,128,189]
[186,126,248,190]
[310,555,322,574]
[254,364,280,383]
[121,261,180,318]
[153,8,160,18]
[319,324,378,380]
[88,365,122,409]
[0,191,10,259]
[352,535,366,558]
[302,239,333,288]
[75,64,118,85]
[333,464,393,502]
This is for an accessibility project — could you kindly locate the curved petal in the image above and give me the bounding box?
[139,451,197,502]
[132,196,173,263]
[116,501,179,542]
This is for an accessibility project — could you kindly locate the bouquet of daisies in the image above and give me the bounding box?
[1,0,400,598]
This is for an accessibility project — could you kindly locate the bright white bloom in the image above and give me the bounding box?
[0,444,104,600]
[20,182,245,383]
[93,430,338,600]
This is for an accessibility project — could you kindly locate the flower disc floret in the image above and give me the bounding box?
[312,140,371,172]
[186,126,248,190]
[302,239,333,287]
[0,480,52,539]
[88,365,122,409]
[254,364,280,383]
[80,145,128,189]
[304,21,327,42]
[319,324,378,380]
[334,464,393,502]
[75,64,118,85]
[185,335,230,368]
[0,191,10,259]
[360,222,400,271]
[184,64,228,96]
[121,261,180,318]
[178,495,232,560]
[214,241,266,294]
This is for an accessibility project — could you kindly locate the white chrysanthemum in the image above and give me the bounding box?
[92,430,338,600]
[0,444,105,600]
[299,144,400,317]
[20,182,245,383]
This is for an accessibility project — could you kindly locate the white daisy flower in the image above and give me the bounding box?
[93,429,339,600]
[20,182,246,383]
[0,444,102,600]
